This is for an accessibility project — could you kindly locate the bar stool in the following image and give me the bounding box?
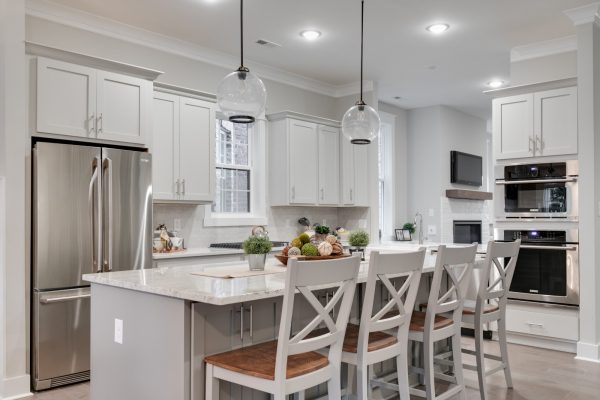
[204,255,361,400]
[342,249,425,399]
[460,240,520,400]
[409,244,478,400]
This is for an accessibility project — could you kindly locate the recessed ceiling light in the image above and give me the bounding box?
[426,23,450,34]
[393,96,402,100]
[487,80,505,89]
[300,30,321,41]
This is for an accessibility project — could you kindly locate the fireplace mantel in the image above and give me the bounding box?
[446,189,493,201]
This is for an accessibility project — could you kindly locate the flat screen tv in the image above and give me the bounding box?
[451,151,482,187]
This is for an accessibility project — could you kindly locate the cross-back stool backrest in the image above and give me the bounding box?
[476,240,521,313]
[357,249,425,356]
[275,255,361,382]
[425,244,478,329]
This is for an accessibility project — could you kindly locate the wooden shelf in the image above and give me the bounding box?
[446,189,493,201]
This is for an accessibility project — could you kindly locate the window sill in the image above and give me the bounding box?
[203,213,268,227]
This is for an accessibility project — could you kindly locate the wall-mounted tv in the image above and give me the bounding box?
[450,151,482,187]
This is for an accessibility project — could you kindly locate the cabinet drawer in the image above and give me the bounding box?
[506,302,578,341]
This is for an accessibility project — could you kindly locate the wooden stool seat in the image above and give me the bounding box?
[205,340,329,381]
[342,323,398,353]
[409,311,453,332]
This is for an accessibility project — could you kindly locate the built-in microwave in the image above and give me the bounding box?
[495,229,579,306]
[495,161,578,220]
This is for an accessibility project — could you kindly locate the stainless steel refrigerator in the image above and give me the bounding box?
[32,141,152,390]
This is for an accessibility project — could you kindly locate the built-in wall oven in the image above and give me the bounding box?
[495,229,579,306]
[495,161,578,220]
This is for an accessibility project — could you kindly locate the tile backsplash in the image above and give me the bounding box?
[153,204,369,247]
[440,197,493,244]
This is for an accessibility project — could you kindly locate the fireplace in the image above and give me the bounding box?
[453,220,482,244]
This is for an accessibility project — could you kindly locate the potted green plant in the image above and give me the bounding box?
[313,225,331,243]
[348,229,369,261]
[243,236,273,271]
[402,222,416,241]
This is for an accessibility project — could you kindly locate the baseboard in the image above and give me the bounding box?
[1,375,32,400]
[576,341,600,363]
[496,332,577,353]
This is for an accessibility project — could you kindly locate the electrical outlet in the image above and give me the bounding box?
[114,318,123,344]
[427,225,437,236]
[173,218,182,232]
[428,208,435,217]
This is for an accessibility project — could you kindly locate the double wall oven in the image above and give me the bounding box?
[495,160,579,307]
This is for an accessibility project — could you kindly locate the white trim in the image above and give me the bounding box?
[267,111,340,127]
[378,112,395,241]
[576,341,600,363]
[0,177,5,397]
[564,2,600,26]
[1,375,32,400]
[510,35,577,62]
[24,0,366,98]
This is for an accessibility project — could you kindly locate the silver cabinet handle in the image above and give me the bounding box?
[41,294,91,304]
[182,179,186,196]
[529,136,534,153]
[97,113,103,134]
[103,157,113,271]
[536,136,543,153]
[176,179,180,196]
[526,322,543,327]
[239,306,244,341]
[88,114,95,135]
[350,188,353,202]
[249,305,253,339]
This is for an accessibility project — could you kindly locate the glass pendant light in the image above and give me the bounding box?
[217,0,266,124]
[342,0,380,144]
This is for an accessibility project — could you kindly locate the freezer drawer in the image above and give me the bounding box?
[33,288,91,390]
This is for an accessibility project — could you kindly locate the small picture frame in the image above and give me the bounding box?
[395,229,412,241]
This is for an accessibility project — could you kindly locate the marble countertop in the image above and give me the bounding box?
[153,246,285,260]
[84,243,485,306]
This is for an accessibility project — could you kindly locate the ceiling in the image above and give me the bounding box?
[42,0,591,119]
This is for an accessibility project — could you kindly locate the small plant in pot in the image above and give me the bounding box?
[243,236,273,271]
[313,225,331,243]
[402,222,416,241]
[348,229,369,261]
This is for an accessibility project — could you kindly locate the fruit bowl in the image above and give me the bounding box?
[274,253,350,266]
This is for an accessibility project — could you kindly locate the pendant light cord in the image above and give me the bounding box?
[359,0,364,104]
[240,0,244,69]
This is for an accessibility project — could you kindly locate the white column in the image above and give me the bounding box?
[0,0,31,397]
[566,3,600,362]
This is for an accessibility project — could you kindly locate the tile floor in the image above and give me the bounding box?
[26,339,600,400]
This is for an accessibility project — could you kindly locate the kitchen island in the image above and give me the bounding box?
[83,244,482,400]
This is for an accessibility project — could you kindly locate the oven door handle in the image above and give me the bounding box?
[496,178,577,185]
[520,245,578,251]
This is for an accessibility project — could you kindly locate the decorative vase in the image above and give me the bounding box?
[247,254,267,271]
[349,247,365,261]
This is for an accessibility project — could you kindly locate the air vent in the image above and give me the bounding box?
[256,39,281,48]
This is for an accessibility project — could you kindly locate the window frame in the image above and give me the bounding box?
[378,111,396,240]
[204,114,268,227]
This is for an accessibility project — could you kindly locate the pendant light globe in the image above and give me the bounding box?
[217,67,266,124]
[342,0,380,144]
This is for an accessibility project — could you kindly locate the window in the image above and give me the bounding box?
[213,120,252,213]
[204,116,267,227]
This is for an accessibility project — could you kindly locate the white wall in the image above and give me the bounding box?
[407,105,489,241]
[510,51,577,86]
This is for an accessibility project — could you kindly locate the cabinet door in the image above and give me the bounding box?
[535,87,578,157]
[152,93,179,201]
[493,94,534,160]
[96,71,150,145]
[353,144,370,207]
[288,119,318,205]
[341,136,355,205]
[37,57,96,138]
[179,97,216,203]
[318,126,340,205]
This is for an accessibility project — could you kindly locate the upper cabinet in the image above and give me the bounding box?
[268,112,367,207]
[152,91,216,204]
[36,57,153,145]
[493,86,577,160]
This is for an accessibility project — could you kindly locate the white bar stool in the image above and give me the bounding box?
[408,244,478,400]
[342,249,426,399]
[204,255,361,400]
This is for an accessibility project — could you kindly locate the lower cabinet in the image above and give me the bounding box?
[505,301,579,341]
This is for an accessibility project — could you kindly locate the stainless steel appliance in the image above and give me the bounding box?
[495,228,579,306]
[32,141,152,390]
[495,160,578,220]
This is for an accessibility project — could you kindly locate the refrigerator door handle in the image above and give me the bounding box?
[103,157,114,271]
[40,294,91,304]
[90,156,102,272]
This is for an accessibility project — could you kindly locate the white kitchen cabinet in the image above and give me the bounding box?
[493,86,577,160]
[36,57,151,145]
[534,87,578,157]
[318,125,340,205]
[288,119,318,205]
[152,92,216,203]
[341,136,369,206]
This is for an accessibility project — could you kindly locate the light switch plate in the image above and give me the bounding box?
[427,225,437,236]
[114,318,123,344]
[428,209,435,217]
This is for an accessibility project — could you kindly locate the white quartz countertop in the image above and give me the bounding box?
[84,243,484,306]
[153,246,285,260]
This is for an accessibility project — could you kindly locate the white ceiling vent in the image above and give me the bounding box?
[256,39,281,48]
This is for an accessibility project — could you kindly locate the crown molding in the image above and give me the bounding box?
[564,2,600,26]
[24,0,362,98]
[510,35,577,62]
[333,80,374,98]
